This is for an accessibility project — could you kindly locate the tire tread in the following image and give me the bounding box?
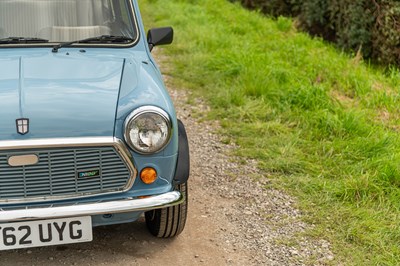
[145,183,188,238]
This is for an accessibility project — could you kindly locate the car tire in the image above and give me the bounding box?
[145,182,188,238]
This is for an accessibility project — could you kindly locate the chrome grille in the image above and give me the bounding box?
[0,146,132,203]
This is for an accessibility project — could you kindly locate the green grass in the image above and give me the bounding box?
[139,0,400,264]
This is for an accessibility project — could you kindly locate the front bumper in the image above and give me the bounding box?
[0,191,183,222]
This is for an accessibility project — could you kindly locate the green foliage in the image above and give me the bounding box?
[140,0,400,264]
[231,0,296,16]
[234,0,400,67]
[373,1,400,66]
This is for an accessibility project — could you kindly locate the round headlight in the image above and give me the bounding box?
[124,106,172,154]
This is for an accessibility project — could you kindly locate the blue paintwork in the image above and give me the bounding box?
[0,53,124,139]
[0,0,180,226]
[92,211,142,227]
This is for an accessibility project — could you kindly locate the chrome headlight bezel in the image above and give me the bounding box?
[124,106,172,154]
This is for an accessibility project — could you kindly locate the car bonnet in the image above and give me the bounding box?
[0,53,125,140]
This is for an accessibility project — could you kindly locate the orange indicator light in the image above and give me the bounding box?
[140,167,158,184]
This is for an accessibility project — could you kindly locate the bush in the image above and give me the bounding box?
[372,1,400,66]
[237,0,296,17]
[234,0,400,67]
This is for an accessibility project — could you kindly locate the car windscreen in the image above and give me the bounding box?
[0,0,137,44]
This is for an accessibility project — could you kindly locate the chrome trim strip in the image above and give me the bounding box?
[0,137,113,150]
[0,137,137,204]
[0,191,183,222]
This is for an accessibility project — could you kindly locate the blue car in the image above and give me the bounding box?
[0,0,189,250]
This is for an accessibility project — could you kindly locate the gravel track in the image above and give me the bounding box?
[0,51,334,266]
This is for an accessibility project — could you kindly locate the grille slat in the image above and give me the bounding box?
[0,146,131,202]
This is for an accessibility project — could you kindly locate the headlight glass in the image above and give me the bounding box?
[124,106,172,154]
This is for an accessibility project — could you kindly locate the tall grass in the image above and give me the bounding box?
[140,0,400,264]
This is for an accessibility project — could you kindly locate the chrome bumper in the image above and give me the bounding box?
[0,191,183,222]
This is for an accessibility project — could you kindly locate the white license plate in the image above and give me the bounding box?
[0,216,92,250]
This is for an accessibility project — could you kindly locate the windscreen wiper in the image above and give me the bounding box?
[0,37,49,44]
[52,35,134,53]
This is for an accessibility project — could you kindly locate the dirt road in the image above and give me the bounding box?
[0,52,334,266]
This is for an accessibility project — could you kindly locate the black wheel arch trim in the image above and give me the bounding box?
[174,119,190,185]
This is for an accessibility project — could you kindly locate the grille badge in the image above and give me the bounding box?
[77,170,101,179]
[8,154,39,167]
[16,118,29,135]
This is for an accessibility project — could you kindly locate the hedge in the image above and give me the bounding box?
[234,0,400,67]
